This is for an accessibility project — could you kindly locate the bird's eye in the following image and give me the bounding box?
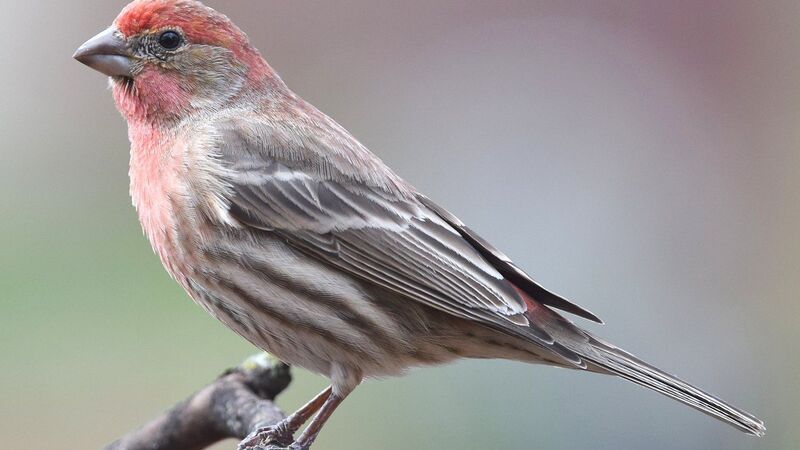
[158,31,183,50]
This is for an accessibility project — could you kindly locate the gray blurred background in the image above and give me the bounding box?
[1,1,797,449]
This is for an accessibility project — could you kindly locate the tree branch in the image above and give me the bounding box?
[105,354,291,450]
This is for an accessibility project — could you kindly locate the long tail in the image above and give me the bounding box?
[422,195,765,434]
[524,302,766,436]
[582,334,765,436]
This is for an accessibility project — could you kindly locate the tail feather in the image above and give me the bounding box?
[583,336,766,436]
[522,298,765,436]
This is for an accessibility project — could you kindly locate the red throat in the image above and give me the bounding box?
[112,68,191,124]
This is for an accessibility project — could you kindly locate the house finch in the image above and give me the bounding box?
[74,1,765,448]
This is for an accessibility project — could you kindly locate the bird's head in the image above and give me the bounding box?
[74,0,280,125]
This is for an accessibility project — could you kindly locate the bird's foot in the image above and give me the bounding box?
[238,422,308,450]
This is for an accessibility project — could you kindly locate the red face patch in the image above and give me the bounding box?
[111,0,275,123]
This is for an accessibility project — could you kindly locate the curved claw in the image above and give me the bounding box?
[239,384,342,450]
[238,425,295,450]
[265,445,305,450]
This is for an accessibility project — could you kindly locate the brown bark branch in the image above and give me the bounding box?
[105,354,292,450]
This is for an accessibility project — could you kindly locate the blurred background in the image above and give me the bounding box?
[1,1,797,449]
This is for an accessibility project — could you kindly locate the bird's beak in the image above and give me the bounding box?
[73,27,133,78]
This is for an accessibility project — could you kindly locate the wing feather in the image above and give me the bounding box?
[211,121,593,356]
[417,196,603,323]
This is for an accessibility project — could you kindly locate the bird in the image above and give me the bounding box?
[73,1,765,448]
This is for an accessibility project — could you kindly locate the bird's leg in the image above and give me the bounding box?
[239,386,332,449]
[275,386,333,438]
[292,389,352,450]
